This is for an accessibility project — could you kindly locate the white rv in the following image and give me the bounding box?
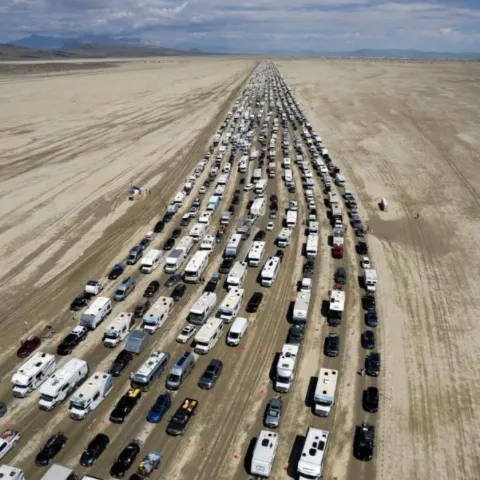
[218,287,244,322]
[328,192,340,207]
[276,227,293,248]
[194,317,224,354]
[254,179,268,195]
[306,234,318,259]
[189,223,207,243]
[293,292,311,323]
[12,352,56,398]
[142,296,174,333]
[251,197,266,216]
[174,190,186,205]
[200,234,216,253]
[184,250,209,283]
[314,368,339,416]
[328,289,345,326]
[199,210,213,224]
[217,173,229,185]
[261,256,281,287]
[226,261,248,288]
[275,344,299,393]
[214,185,225,198]
[248,241,266,267]
[80,297,112,330]
[188,292,217,325]
[0,466,24,480]
[364,269,378,292]
[297,427,330,480]
[238,158,247,173]
[251,430,279,478]
[253,168,263,183]
[140,249,164,274]
[224,233,243,258]
[103,312,135,347]
[308,221,319,234]
[286,209,298,228]
[39,358,89,411]
[130,351,170,391]
[69,371,113,420]
[164,248,187,273]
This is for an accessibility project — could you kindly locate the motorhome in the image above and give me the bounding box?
[164,249,187,273]
[267,162,276,178]
[286,210,297,228]
[248,241,266,267]
[328,289,345,326]
[297,427,330,480]
[331,204,342,220]
[306,234,318,259]
[174,191,186,206]
[226,261,248,288]
[284,157,291,169]
[0,466,24,480]
[217,173,229,185]
[251,197,266,216]
[328,192,340,207]
[364,269,378,292]
[207,195,220,212]
[251,430,279,478]
[226,317,248,346]
[69,371,113,420]
[184,250,209,283]
[314,368,339,416]
[261,256,281,287]
[39,358,89,411]
[308,221,319,234]
[188,292,217,325]
[218,287,244,322]
[199,210,213,224]
[131,351,170,391]
[276,227,293,248]
[200,234,216,253]
[292,292,311,323]
[224,233,243,258]
[194,317,224,354]
[103,312,135,347]
[39,465,75,480]
[140,249,164,274]
[275,344,299,392]
[80,297,112,330]
[142,297,174,334]
[238,158,247,174]
[12,352,56,398]
[284,169,293,185]
[255,179,268,195]
[209,166,218,178]
[189,224,206,243]
[253,168,263,183]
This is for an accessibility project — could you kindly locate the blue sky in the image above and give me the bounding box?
[1,0,480,52]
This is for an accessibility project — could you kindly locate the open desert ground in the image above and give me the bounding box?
[0,57,478,480]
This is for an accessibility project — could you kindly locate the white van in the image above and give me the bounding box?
[251,430,279,478]
[226,317,248,346]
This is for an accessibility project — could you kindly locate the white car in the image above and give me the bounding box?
[189,206,199,217]
[244,183,254,191]
[199,186,207,195]
[266,221,274,231]
[176,325,197,344]
[0,430,20,460]
[360,257,371,269]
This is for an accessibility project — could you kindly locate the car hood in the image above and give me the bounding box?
[17,347,31,357]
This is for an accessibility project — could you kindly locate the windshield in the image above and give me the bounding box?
[277,375,291,383]
[229,332,239,339]
[317,399,333,406]
[71,403,87,411]
[40,394,55,402]
[188,312,205,323]
[168,374,180,383]
[268,408,279,417]
[203,372,215,379]
[105,331,119,338]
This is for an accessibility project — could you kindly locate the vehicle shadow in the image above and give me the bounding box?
[286,434,305,478]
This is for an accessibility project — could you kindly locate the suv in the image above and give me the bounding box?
[335,267,347,285]
[354,422,375,461]
[204,273,221,293]
[109,350,134,377]
[246,292,264,313]
[357,241,368,255]
[198,359,223,390]
[143,281,160,298]
[287,324,305,345]
[146,394,172,423]
[324,333,340,357]
[365,352,381,377]
[114,277,136,301]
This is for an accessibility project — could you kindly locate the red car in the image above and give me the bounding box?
[332,246,344,259]
[17,336,41,358]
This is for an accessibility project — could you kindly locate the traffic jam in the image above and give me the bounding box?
[0,62,381,480]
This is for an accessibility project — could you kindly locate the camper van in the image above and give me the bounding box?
[194,317,224,354]
[261,256,281,287]
[39,358,89,411]
[255,179,268,195]
[250,431,279,478]
[218,287,244,322]
[306,234,318,259]
[226,317,248,346]
[142,297,174,334]
[189,223,207,243]
[297,427,330,480]
[224,234,243,258]
[103,313,135,347]
[286,210,298,229]
[165,352,197,390]
[364,269,378,292]
[164,248,187,273]
[184,251,209,283]
[314,368,338,416]
[328,289,345,326]
[12,352,56,398]
[131,351,170,391]
[292,292,311,323]
[248,241,266,267]
[140,249,164,274]
[69,371,113,420]
[187,292,217,325]
[226,261,248,288]
[275,344,299,392]
[276,228,293,248]
[80,297,112,330]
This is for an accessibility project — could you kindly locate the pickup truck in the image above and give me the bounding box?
[85,280,104,296]
[0,430,20,460]
[166,398,199,436]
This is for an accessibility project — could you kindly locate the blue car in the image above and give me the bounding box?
[146,394,172,423]
[365,311,378,328]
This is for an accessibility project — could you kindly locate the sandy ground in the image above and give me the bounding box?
[278,59,480,480]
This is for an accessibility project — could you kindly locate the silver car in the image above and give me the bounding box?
[264,397,283,428]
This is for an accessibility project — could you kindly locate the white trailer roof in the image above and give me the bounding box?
[12,352,55,385]
[105,312,133,332]
[262,256,280,279]
[83,297,110,316]
[144,297,172,320]
[195,317,224,343]
[71,371,110,404]
[190,292,217,314]
[298,427,329,477]
[329,289,345,312]
[248,241,266,259]
[252,430,278,469]
[185,251,209,272]
[134,351,168,379]
[40,358,87,396]
[277,344,299,376]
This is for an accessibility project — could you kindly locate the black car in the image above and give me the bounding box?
[275,250,284,262]
[69,292,91,311]
[143,280,160,298]
[247,200,253,209]
[166,398,199,436]
[240,178,245,184]
[80,433,110,467]
[171,284,186,301]
[198,360,223,389]
[228,204,236,214]
[133,298,151,318]
[361,330,375,349]
[363,387,379,413]
[153,220,165,233]
[324,333,340,357]
[288,185,296,193]
[246,292,264,313]
[57,327,88,355]
[204,273,221,293]
[303,260,315,278]
[365,310,378,328]
[110,389,142,423]
[163,212,174,223]
[180,216,190,227]
[335,267,347,285]
[138,238,150,251]
[108,264,125,280]
[354,422,375,461]
[270,194,278,203]
[110,440,141,478]
[362,292,376,310]
[109,350,134,377]
[35,432,68,466]
[254,230,266,241]
[232,196,239,205]
[165,274,182,288]
[219,258,234,274]
[287,324,305,345]
[365,352,381,377]
[172,228,181,239]
[163,238,175,251]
